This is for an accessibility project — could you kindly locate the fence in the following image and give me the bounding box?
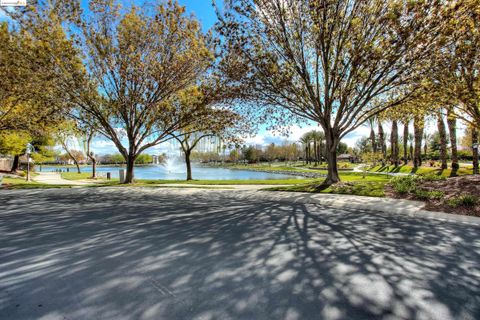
[0,158,13,171]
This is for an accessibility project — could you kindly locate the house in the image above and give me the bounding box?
[337,153,359,163]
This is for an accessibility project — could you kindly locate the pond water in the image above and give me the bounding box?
[39,164,303,180]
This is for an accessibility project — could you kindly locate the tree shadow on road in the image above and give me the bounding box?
[0,188,479,320]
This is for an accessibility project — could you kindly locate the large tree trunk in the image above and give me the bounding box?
[403,122,409,164]
[10,155,19,173]
[390,120,399,166]
[324,133,340,185]
[307,142,312,164]
[124,155,135,183]
[413,116,424,168]
[88,155,97,178]
[472,129,479,175]
[378,122,386,159]
[447,108,458,169]
[73,159,81,174]
[423,136,428,157]
[370,127,377,153]
[185,150,193,180]
[318,141,323,165]
[437,113,448,170]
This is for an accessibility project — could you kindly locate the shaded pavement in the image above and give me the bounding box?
[0,188,479,320]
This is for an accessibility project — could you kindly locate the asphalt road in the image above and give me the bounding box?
[0,188,479,320]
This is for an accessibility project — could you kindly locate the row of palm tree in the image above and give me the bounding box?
[299,131,325,165]
[366,111,461,171]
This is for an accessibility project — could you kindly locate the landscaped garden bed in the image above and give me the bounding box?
[388,175,480,217]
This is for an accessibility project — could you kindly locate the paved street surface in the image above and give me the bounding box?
[0,188,479,320]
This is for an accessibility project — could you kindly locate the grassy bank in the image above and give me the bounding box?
[1,177,74,189]
[368,165,473,177]
[266,180,387,197]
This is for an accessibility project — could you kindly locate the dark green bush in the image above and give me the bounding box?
[448,194,479,207]
[390,175,421,194]
[414,189,444,200]
[423,174,446,182]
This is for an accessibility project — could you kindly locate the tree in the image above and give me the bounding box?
[446,107,459,170]
[264,143,278,164]
[299,133,312,165]
[78,114,99,178]
[135,154,153,165]
[471,125,479,174]
[30,130,58,170]
[0,131,31,172]
[367,118,377,153]
[228,148,241,163]
[216,0,446,186]
[436,112,448,169]
[55,121,84,173]
[413,115,425,168]
[31,0,215,183]
[0,21,74,133]
[378,120,387,160]
[337,142,349,155]
[242,146,261,163]
[355,137,372,155]
[390,120,399,165]
[432,1,480,128]
[168,85,245,180]
[402,120,410,164]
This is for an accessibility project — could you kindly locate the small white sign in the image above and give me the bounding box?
[1,0,26,6]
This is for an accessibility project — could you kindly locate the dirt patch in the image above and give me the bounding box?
[387,175,480,217]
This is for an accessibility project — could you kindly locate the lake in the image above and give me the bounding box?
[39,164,304,180]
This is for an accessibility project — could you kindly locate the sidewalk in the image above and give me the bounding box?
[33,172,91,186]
[30,175,480,225]
[134,186,480,225]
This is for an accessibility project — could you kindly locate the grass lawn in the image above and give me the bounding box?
[61,172,103,181]
[368,165,473,177]
[265,177,388,197]
[1,177,74,189]
[83,178,316,187]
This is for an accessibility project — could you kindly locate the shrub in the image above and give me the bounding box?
[448,194,479,208]
[414,189,444,201]
[423,174,446,182]
[390,175,421,194]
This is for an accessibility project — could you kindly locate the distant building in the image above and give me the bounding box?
[337,154,359,163]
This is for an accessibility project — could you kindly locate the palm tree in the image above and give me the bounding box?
[402,120,409,164]
[310,130,325,165]
[300,130,325,165]
[390,119,399,166]
[300,133,312,165]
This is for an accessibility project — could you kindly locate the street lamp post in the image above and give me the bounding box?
[25,143,33,182]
